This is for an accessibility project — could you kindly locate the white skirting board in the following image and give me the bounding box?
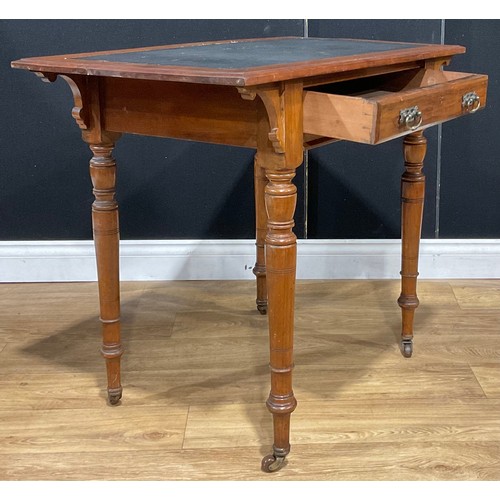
[1,239,500,282]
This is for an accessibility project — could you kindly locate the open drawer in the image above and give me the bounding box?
[303,69,488,144]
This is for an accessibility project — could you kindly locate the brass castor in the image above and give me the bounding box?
[401,339,413,358]
[261,454,285,473]
[107,388,122,406]
[257,302,268,315]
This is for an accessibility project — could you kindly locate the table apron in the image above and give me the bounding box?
[101,77,259,148]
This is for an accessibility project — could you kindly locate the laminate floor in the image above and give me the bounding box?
[0,280,498,480]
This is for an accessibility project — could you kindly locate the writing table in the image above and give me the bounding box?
[12,37,488,472]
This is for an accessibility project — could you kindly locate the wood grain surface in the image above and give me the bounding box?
[11,37,465,86]
[0,279,498,480]
[303,70,488,144]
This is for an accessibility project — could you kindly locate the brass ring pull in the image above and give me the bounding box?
[462,91,481,113]
[399,106,423,131]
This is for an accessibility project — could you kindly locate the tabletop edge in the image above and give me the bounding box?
[11,39,467,87]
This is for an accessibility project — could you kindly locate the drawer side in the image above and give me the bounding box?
[303,91,376,143]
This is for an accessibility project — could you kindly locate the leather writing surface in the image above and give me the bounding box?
[82,38,420,69]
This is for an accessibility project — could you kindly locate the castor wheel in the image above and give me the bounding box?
[256,301,268,315]
[261,454,285,473]
[401,339,413,358]
[107,388,122,406]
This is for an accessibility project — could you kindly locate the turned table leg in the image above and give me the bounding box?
[89,141,123,404]
[261,169,298,472]
[253,153,268,314]
[398,131,427,358]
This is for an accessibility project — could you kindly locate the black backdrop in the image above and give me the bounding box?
[1,20,498,240]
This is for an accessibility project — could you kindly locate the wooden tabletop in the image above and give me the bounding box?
[11,37,465,86]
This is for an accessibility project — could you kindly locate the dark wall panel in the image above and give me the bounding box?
[439,20,500,237]
[0,20,304,240]
[1,20,495,242]
[307,20,442,238]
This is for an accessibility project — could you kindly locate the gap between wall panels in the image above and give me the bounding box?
[303,19,309,238]
[435,19,446,238]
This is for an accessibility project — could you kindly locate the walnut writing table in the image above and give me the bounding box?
[12,37,488,472]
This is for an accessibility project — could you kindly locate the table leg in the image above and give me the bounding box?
[253,153,268,314]
[261,168,298,472]
[398,131,427,358]
[89,141,123,404]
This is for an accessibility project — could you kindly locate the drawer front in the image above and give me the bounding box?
[303,71,488,145]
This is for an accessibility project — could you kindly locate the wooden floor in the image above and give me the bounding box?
[0,279,499,480]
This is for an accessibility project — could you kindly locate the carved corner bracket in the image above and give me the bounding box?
[237,87,257,101]
[60,75,90,130]
[34,71,90,130]
[34,71,57,83]
[424,57,452,70]
[239,82,303,168]
[257,87,286,154]
[238,85,286,154]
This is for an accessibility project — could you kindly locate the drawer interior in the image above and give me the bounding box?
[305,68,448,98]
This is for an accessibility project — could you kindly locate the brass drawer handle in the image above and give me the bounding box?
[399,106,423,131]
[462,91,481,113]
